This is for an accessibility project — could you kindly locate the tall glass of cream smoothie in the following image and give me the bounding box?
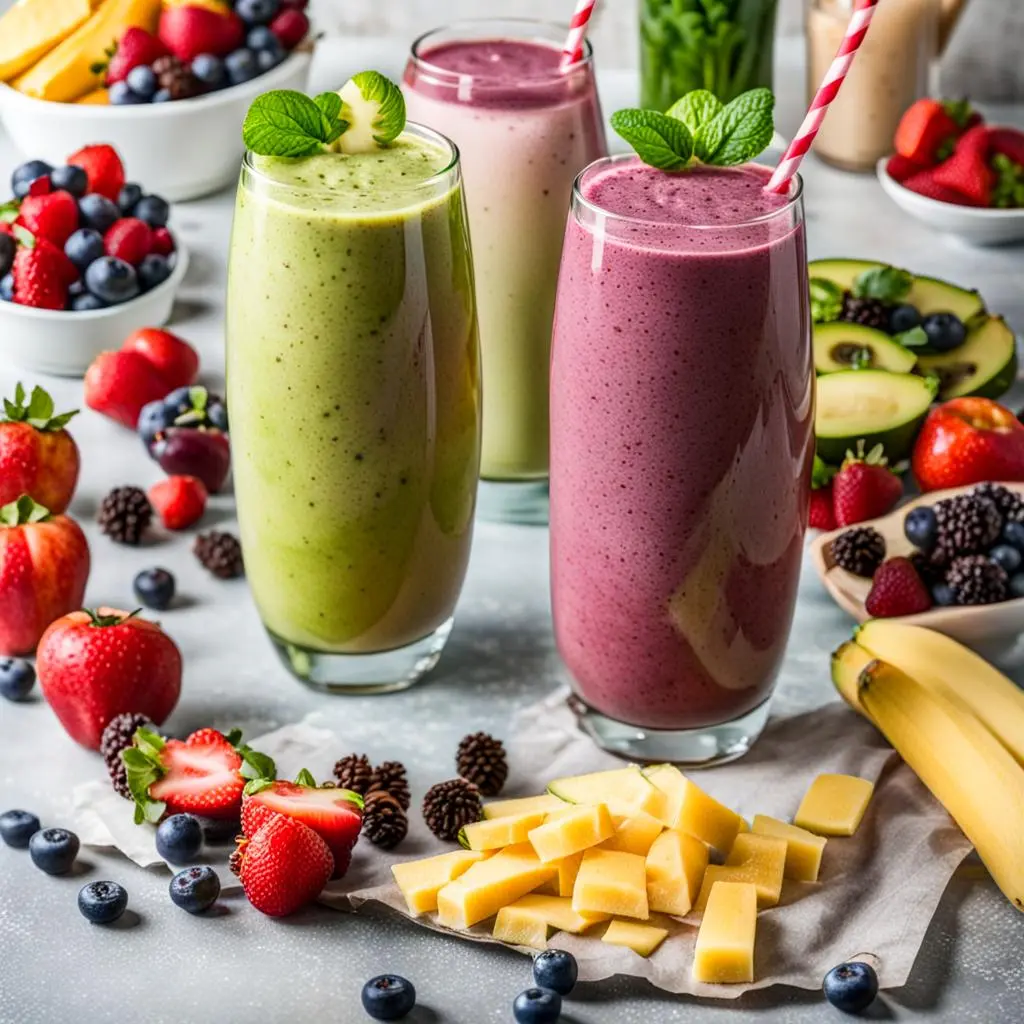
[227,78,481,693]
[550,146,813,763]
[403,20,607,524]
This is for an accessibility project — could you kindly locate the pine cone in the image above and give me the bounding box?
[334,753,373,795]
[100,712,153,799]
[152,55,203,100]
[422,778,482,841]
[369,760,410,810]
[456,732,508,797]
[194,530,244,579]
[362,790,408,850]
[98,486,152,545]
[839,294,890,330]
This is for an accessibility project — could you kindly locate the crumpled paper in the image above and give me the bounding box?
[72,698,972,998]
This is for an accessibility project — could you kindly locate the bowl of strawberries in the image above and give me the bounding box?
[878,100,1024,247]
[0,143,189,377]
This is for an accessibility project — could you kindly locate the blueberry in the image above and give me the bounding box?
[126,65,158,99]
[78,881,128,924]
[931,582,956,606]
[78,193,121,233]
[163,386,195,414]
[11,159,52,199]
[1002,521,1024,552]
[989,543,1022,574]
[138,253,172,291]
[155,813,203,864]
[361,975,416,1021]
[0,234,14,278]
[191,52,227,88]
[513,987,562,1024]
[888,303,921,334]
[235,0,279,26]
[531,949,578,995]
[921,312,967,353]
[0,657,36,701]
[49,164,89,198]
[1010,573,1024,599]
[207,399,229,433]
[138,398,177,446]
[29,827,79,875]
[134,568,176,611]
[71,292,107,311]
[903,506,938,553]
[225,48,260,85]
[118,182,143,214]
[246,26,277,51]
[0,809,40,848]
[0,274,13,302]
[194,815,241,844]
[64,227,105,270]
[134,194,170,229]
[169,865,220,914]
[110,80,146,105]
[85,256,140,305]
[257,47,284,72]
[69,279,85,297]
[153,89,173,103]
[823,961,878,1014]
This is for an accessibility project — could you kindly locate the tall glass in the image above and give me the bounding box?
[550,156,814,765]
[226,125,481,694]
[403,19,607,525]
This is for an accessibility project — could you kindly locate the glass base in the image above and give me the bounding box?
[477,479,549,526]
[267,619,454,695]
[567,694,772,767]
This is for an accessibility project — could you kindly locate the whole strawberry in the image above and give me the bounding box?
[67,145,126,203]
[832,443,903,527]
[16,190,79,248]
[149,475,207,530]
[11,228,74,310]
[36,609,181,750]
[99,27,170,85]
[0,383,80,512]
[158,5,245,62]
[809,455,837,530]
[865,557,932,618]
[933,125,995,207]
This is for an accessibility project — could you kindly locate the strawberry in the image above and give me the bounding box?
[900,167,983,206]
[104,217,153,266]
[270,9,309,50]
[98,27,169,86]
[149,475,207,530]
[987,127,1024,168]
[235,814,334,917]
[67,144,125,203]
[865,557,932,618]
[809,484,837,531]
[151,227,175,257]
[11,229,71,310]
[884,153,925,184]
[158,5,245,63]
[932,125,995,206]
[16,190,79,248]
[242,774,362,879]
[122,327,198,390]
[36,609,180,750]
[84,349,172,429]
[832,443,903,527]
[893,99,961,166]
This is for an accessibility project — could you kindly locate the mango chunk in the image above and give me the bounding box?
[693,882,757,984]
[794,774,874,837]
[483,794,563,820]
[536,851,584,898]
[436,843,556,929]
[495,893,608,948]
[493,906,550,950]
[695,832,786,912]
[460,810,550,851]
[602,919,669,956]
[644,765,741,851]
[391,850,488,916]
[548,766,666,819]
[529,803,614,862]
[0,0,93,82]
[572,848,649,920]
[599,811,664,857]
[646,829,709,917]
[751,814,827,881]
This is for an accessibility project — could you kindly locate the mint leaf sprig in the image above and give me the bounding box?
[612,87,775,172]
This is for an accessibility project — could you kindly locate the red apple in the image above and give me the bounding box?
[0,496,90,656]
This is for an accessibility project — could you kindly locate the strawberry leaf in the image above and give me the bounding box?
[0,495,52,526]
[811,455,837,490]
[339,788,364,811]
[294,768,317,788]
[243,777,276,797]
[0,383,78,432]
[0,201,19,224]
[122,744,166,825]
[85,608,140,628]
[230,731,277,783]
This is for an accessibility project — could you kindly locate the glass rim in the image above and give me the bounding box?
[571,154,804,232]
[241,121,461,200]
[408,17,595,83]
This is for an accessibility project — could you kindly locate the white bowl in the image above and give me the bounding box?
[0,241,188,377]
[877,155,1024,247]
[0,52,311,202]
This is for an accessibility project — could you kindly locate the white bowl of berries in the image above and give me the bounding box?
[0,1,313,202]
[0,144,188,377]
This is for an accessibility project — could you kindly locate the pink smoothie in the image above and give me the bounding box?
[550,159,814,731]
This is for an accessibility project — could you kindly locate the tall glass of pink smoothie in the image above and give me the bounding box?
[550,156,814,765]
[403,20,607,524]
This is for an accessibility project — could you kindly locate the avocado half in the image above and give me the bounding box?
[916,315,1018,401]
[813,322,917,374]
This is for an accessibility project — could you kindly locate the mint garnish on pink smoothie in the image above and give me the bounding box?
[611,87,775,171]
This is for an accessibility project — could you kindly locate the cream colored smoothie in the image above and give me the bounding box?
[227,88,480,691]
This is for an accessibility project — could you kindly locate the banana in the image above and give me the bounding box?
[856,620,1024,766]
[830,640,873,716]
[858,658,1024,913]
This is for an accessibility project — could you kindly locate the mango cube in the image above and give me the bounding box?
[547,767,667,819]
[493,905,549,949]
[497,893,608,941]
[529,803,614,862]
[694,832,786,912]
[572,848,649,920]
[794,774,875,837]
[436,843,556,929]
[646,829,709,917]
[537,851,584,898]
[645,765,741,851]
[693,882,757,984]
[751,814,827,881]
[600,811,664,856]
[483,794,563,820]
[460,810,550,851]
[391,850,488,916]
[602,919,669,957]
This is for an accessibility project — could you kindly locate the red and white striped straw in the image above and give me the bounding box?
[559,0,598,70]
[764,0,879,193]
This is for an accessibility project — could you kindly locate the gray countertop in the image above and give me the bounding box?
[1,37,1023,1024]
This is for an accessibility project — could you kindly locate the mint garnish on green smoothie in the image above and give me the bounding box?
[611,87,775,171]
[242,71,407,158]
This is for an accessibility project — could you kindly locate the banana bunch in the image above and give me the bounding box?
[832,621,1024,914]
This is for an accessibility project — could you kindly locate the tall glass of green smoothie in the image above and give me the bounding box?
[226,75,481,693]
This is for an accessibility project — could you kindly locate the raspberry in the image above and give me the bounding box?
[270,9,310,50]
[104,217,154,267]
[865,557,932,618]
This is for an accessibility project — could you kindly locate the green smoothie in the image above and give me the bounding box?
[226,126,481,656]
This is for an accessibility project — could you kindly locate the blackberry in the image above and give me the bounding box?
[973,483,1024,524]
[455,732,508,797]
[152,55,203,101]
[100,712,153,799]
[193,530,244,578]
[934,494,1001,559]
[839,293,890,330]
[422,778,482,841]
[98,486,152,545]
[946,555,1009,605]
[831,527,886,578]
[911,550,948,589]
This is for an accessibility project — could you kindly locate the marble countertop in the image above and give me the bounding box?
[1,37,1023,1024]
